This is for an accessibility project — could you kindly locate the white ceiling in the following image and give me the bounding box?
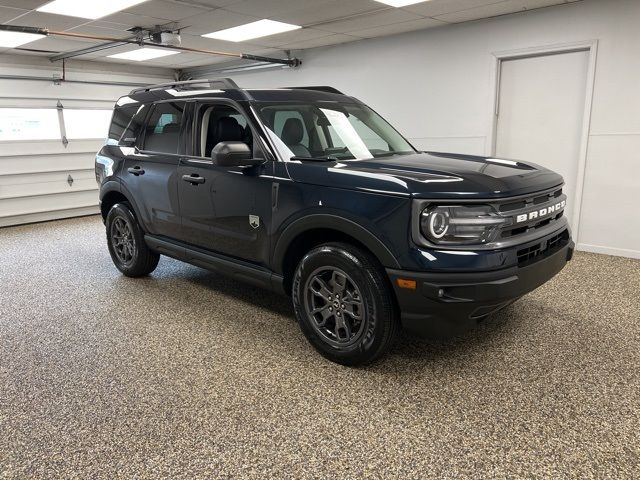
[0,0,580,69]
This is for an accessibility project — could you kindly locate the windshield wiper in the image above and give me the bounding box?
[290,155,339,162]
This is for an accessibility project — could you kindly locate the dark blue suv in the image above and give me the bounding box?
[96,78,574,365]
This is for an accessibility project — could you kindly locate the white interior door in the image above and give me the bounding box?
[495,50,589,231]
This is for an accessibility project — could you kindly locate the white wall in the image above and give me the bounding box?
[222,0,640,259]
[0,55,173,227]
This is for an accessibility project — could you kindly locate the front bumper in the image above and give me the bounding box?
[387,238,574,338]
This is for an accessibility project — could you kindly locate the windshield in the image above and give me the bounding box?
[255,102,415,161]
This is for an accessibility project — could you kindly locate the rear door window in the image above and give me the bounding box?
[142,102,184,154]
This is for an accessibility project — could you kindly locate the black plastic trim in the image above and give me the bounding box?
[388,239,574,338]
[272,213,401,273]
[144,235,285,294]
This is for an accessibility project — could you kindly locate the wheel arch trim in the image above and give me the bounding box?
[100,181,145,228]
[272,214,401,273]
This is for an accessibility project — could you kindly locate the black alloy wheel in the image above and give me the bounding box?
[292,242,399,366]
[110,216,135,266]
[303,266,366,348]
[105,202,159,277]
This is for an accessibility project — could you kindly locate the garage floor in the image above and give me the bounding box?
[0,216,638,478]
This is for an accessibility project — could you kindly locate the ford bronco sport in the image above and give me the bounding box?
[96,78,574,365]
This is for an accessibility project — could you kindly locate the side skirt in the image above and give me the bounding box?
[144,235,286,295]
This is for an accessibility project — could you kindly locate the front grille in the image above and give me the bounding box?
[517,230,569,266]
[498,188,566,239]
[501,210,564,238]
[499,188,562,213]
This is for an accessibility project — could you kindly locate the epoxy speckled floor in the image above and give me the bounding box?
[0,216,638,479]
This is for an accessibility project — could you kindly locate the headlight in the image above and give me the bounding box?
[420,205,506,245]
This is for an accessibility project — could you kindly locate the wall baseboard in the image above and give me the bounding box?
[576,243,640,260]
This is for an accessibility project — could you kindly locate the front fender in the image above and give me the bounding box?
[271,212,401,273]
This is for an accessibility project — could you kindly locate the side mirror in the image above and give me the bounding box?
[211,141,254,167]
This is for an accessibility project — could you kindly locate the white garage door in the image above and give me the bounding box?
[0,97,113,227]
[495,49,590,231]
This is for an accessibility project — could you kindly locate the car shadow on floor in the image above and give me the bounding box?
[152,259,524,367]
[157,261,294,317]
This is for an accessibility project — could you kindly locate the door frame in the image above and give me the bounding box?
[486,40,598,243]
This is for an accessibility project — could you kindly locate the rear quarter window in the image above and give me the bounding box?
[108,104,148,145]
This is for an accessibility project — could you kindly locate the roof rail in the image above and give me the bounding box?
[129,78,240,95]
[288,86,344,95]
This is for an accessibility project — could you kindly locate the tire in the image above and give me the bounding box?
[106,202,159,277]
[292,242,399,366]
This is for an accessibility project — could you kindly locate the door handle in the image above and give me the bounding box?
[127,166,145,176]
[182,174,205,185]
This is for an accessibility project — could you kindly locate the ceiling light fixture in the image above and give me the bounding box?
[37,0,150,20]
[202,19,301,42]
[108,47,180,61]
[0,30,45,48]
[374,0,432,6]
[0,24,301,67]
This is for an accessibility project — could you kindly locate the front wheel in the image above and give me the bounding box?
[106,202,159,277]
[292,243,399,366]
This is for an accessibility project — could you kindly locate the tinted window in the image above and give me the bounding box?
[257,102,414,161]
[108,105,135,144]
[108,104,149,146]
[143,102,184,154]
[273,110,309,147]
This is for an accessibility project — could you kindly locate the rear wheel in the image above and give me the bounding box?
[106,202,159,277]
[292,242,399,366]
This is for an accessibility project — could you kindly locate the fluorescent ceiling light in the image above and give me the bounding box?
[374,0,432,6]
[37,0,150,20]
[202,19,301,42]
[108,48,180,61]
[0,31,45,48]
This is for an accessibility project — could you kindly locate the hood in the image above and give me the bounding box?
[285,151,563,199]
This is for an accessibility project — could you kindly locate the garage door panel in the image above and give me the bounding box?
[0,169,95,187]
[0,171,97,200]
[0,153,96,175]
[0,139,103,157]
[0,189,99,219]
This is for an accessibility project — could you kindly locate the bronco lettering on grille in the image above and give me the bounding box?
[516,200,566,223]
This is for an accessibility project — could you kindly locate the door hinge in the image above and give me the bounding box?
[57,100,68,148]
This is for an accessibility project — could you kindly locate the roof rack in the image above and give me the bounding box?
[129,78,240,95]
[288,86,344,95]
